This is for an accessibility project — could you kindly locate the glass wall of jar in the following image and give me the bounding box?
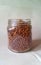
[7,19,32,52]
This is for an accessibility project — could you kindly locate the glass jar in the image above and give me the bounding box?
[7,19,32,52]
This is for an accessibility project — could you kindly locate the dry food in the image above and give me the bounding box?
[7,19,32,52]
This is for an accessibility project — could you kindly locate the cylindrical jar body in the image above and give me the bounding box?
[7,19,32,52]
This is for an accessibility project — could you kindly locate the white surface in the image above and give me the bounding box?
[0,33,41,65]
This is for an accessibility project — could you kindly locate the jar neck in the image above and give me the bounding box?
[8,19,31,27]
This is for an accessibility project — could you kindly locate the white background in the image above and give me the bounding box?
[0,5,41,40]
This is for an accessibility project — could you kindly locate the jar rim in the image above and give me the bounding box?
[8,18,31,23]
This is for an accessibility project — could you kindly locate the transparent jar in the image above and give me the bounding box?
[7,19,32,52]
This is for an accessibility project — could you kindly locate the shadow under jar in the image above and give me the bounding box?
[7,19,32,52]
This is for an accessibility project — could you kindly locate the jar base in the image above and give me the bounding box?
[8,46,31,53]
